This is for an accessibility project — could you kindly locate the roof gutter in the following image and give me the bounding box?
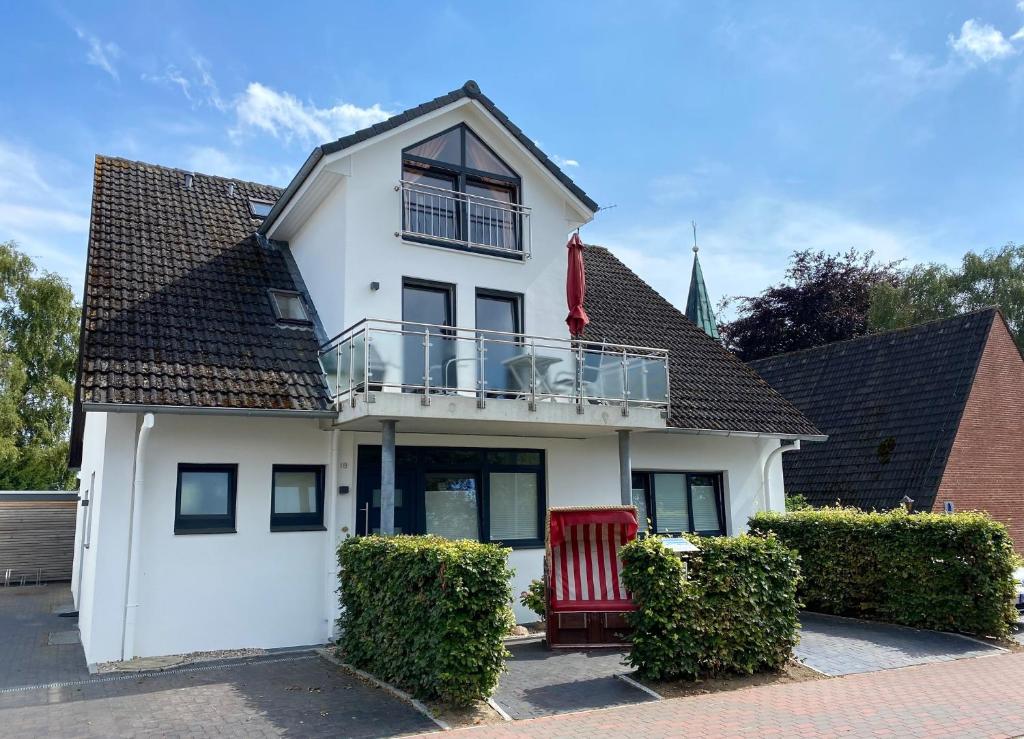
[82,402,337,419]
[660,426,827,443]
[257,146,325,238]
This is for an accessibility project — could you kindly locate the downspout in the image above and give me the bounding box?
[762,439,800,512]
[323,428,339,641]
[121,412,156,661]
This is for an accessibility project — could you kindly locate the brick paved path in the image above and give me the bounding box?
[0,584,88,689]
[443,652,1024,738]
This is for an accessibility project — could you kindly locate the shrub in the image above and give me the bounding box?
[336,535,515,705]
[749,507,1018,637]
[519,578,546,619]
[620,535,801,681]
[785,492,813,511]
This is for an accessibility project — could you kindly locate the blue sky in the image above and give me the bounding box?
[3,2,1024,316]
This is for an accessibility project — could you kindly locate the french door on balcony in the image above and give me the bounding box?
[476,290,523,397]
[402,279,456,392]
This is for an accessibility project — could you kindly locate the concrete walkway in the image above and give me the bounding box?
[796,612,1003,676]
[442,651,1024,738]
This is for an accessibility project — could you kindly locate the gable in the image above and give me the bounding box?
[262,81,597,242]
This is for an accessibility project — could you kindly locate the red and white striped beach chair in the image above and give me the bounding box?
[545,506,639,648]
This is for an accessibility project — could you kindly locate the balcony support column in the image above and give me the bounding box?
[380,420,397,535]
[618,430,632,506]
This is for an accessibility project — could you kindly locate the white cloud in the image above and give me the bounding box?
[74,27,120,80]
[949,19,1016,63]
[0,142,90,285]
[231,82,392,144]
[183,146,293,186]
[142,65,192,100]
[552,155,579,168]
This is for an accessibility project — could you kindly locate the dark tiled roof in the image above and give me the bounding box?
[749,309,999,511]
[75,156,332,416]
[260,80,598,233]
[581,245,822,437]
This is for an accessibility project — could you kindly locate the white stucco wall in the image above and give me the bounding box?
[74,409,790,661]
[289,102,582,346]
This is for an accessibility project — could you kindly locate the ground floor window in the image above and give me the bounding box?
[270,465,326,531]
[631,471,726,536]
[175,464,237,534]
[356,446,545,547]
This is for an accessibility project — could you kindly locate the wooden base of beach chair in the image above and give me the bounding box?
[546,609,634,649]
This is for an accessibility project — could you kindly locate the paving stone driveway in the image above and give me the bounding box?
[796,611,1003,676]
[491,640,654,719]
[0,584,437,738]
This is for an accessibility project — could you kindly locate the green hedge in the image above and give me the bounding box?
[749,508,1018,637]
[336,535,515,705]
[620,535,801,681]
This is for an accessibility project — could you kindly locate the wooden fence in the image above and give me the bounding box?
[0,492,79,584]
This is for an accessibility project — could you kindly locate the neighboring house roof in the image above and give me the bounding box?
[259,80,598,234]
[581,245,821,437]
[69,157,821,468]
[684,247,719,339]
[749,308,1001,511]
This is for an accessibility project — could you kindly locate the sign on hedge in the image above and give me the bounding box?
[749,508,1018,637]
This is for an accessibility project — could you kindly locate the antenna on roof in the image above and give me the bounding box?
[183,172,194,190]
[692,220,699,253]
[596,204,618,214]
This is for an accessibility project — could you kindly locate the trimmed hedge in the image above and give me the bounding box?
[620,535,801,681]
[749,508,1018,637]
[336,535,515,705]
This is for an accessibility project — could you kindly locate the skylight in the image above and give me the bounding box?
[269,289,310,325]
[249,199,274,219]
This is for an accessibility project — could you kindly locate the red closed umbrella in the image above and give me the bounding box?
[565,232,590,337]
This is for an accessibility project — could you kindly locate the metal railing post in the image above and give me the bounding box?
[576,341,585,414]
[621,348,630,417]
[346,340,354,408]
[529,338,537,411]
[422,328,431,406]
[477,334,486,409]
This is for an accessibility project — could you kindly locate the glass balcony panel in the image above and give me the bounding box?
[320,345,340,398]
[628,355,670,404]
[320,319,670,411]
[480,333,528,397]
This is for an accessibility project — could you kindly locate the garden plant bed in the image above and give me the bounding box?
[639,660,825,699]
[427,699,506,729]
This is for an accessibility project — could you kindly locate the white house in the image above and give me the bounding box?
[69,80,822,667]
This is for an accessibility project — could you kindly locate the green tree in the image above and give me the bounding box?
[869,243,1024,347]
[719,249,903,361]
[0,241,80,490]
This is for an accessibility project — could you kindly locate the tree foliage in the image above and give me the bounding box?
[0,241,79,490]
[868,243,1024,347]
[719,249,903,361]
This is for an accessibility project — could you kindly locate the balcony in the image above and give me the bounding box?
[319,319,670,436]
[398,180,532,258]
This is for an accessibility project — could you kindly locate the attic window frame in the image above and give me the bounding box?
[249,199,275,219]
[268,289,312,326]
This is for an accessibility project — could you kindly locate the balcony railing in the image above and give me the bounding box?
[319,319,670,415]
[398,180,532,257]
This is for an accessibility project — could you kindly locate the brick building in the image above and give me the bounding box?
[750,308,1024,551]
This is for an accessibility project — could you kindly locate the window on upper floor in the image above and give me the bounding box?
[400,124,525,257]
